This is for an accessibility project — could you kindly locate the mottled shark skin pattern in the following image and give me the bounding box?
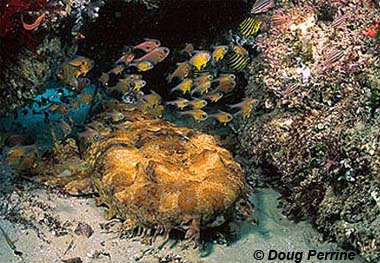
[31,100,252,246]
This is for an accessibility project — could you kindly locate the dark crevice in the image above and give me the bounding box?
[80,0,249,63]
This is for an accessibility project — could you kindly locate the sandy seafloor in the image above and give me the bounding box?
[0,165,365,263]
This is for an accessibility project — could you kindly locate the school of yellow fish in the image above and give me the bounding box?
[165,41,258,124]
[104,37,258,124]
[166,50,256,124]
[162,11,266,124]
[2,8,267,170]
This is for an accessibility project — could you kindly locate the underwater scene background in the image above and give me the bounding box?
[0,0,380,262]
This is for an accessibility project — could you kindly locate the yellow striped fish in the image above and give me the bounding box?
[192,67,212,78]
[238,17,262,37]
[226,53,250,72]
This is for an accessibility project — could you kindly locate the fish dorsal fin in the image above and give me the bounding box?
[176,61,187,66]
[144,38,161,45]
[191,50,204,56]
[149,90,160,97]
[68,56,86,67]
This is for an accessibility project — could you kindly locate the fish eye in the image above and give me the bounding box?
[155,41,160,45]
[93,133,101,141]
[81,162,89,170]
[164,48,169,53]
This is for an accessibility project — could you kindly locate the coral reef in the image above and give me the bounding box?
[0,38,66,116]
[27,100,251,246]
[239,0,380,260]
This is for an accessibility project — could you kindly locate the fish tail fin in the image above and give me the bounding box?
[178,111,188,117]
[200,94,208,100]
[190,88,197,96]
[227,100,243,109]
[115,58,123,64]
[169,87,177,94]
[150,90,160,97]
[208,112,217,118]
[222,93,233,99]
[210,58,217,67]
[123,45,133,52]
[179,49,189,56]
[166,74,173,83]
[71,77,79,89]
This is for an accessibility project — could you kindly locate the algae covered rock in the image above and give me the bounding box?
[237,0,380,260]
[0,38,66,117]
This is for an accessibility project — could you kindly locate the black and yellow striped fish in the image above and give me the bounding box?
[226,53,250,72]
[238,17,261,37]
[192,67,212,78]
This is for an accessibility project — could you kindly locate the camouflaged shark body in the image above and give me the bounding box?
[31,100,252,245]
